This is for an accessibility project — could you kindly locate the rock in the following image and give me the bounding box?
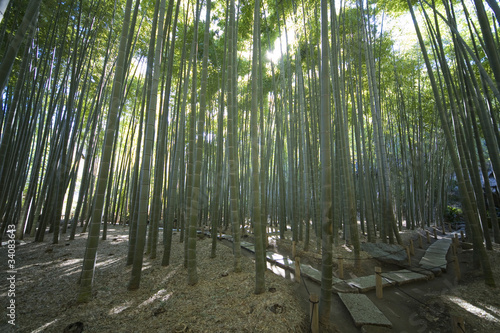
[63,322,84,333]
[153,307,166,316]
[269,303,285,314]
[361,242,407,265]
[174,324,187,332]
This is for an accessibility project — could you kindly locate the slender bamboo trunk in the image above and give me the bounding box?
[78,0,134,302]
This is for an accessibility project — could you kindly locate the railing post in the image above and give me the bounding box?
[375,267,383,299]
[310,294,319,333]
[339,255,344,279]
[294,257,301,283]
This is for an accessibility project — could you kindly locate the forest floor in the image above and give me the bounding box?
[1,224,500,332]
[0,226,307,333]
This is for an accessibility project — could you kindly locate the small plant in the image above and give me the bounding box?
[444,205,463,223]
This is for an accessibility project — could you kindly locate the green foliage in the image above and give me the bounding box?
[376,0,416,15]
[0,0,29,37]
[238,0,254,42]
[444,205,463,223]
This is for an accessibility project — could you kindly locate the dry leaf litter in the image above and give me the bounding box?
[0,227,307,333]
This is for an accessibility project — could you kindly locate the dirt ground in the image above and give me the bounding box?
[1,225,500,333]
[0,226,307,333]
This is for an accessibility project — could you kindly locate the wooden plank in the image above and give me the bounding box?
[338,293,392,328]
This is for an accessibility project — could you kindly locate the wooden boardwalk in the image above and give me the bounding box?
[223,232,453,329]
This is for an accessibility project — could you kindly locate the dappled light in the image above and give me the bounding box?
[161,266,180,284]
[267,252,287,262]
[138,289,173,308]
[109,301,132,315]
[266,261,289,279]
[342,244,353,253]
[31,319,59,333]
[56,258,82,268]
[95,257,123,270]
[446,296,500,323]
[58,260,84,278]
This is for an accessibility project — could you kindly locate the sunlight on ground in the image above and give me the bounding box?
[109,301,132,315]
[266,260,297,281]
[32,319,59,333]
[342,244,353,253]
[1,240,26,246]
[480,303,500,317]
[56,258,82,268]
[60,266,82,278]
[161,266,180,284]
[108,239,128,244]
[95,257,123,269]
[267,262,288,279]
[268,252,287,262]
[268,236,278,248]
[19,262,51,270]
[56,258,83,277]
[446,296,500,323]
[138,289,172,308]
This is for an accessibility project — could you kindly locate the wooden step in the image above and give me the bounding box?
[338,293,392,328]
[419,238,451,272]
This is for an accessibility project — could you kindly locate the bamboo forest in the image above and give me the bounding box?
[1,0,500,331]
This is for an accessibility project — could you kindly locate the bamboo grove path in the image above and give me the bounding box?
[221,230,460,331]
